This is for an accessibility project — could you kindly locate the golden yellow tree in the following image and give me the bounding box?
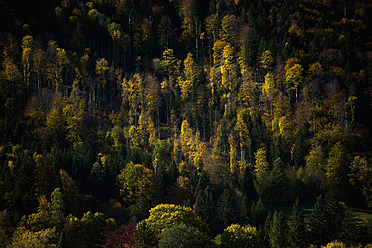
[180,52,196,102]
[179,120,207,168]
[254,148,270,182]
[21,35,34,86]
[283,58,303,101]
[235,109,251,163]
[260,50,274,71]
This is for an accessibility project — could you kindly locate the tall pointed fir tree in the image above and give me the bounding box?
[269,211,287,248]
[287,198,307,248]
[194,186,218,235]
[217,187,237,231]
[308,195,328,246]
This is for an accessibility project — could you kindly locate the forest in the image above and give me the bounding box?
[0,0,372,247]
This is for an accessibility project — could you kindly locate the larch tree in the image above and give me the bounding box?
[262,72,277,130]
[260,50,274,71]
[180,52,196,103]
[326,142,350,190]
[235,108,251,163]
[283,58,303,102]
[21,35,34,87]
[254,148,270,183]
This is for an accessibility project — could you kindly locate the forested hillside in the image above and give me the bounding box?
[1,0,372,247]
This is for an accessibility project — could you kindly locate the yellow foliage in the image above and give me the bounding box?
[262,72,276,99]
[180,52,196,101]
[321,241,347,248]
[96,58,109,87]
[283,58,303,94]
[212,40,227,66]
[260,50,274,70]
[235,109,251,160]
[179,120,207,167]
[228,134,238,173]
[4,58,19,82]
[143,204,209,234]
[254,148,270,182]
[117,162,159,206]
[8,226,56,248]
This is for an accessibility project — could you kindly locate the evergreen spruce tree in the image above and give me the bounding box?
[288,198,307,248]
[195,169,210,193]
[269,211,287,248]
[250,198,268,227]
[308,195,328,246]
[240,165,256,201]
[292,130,307,168]
[57,230,65,248]
[239,194,251,226]
[130,193,149,221]
[194,186,218,235]
[259,212,272,248]
[270,157,288,204]
[217,187,237,230]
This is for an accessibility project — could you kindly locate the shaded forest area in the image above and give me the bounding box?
[1,0,372,247]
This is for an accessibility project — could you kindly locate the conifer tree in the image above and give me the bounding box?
[250,199,267,227]
[217,187,237,230]
[308,195,328,245]
[194,185,218,235]
[288,198,307,248]
[239,194,251,226]
[269,211,287,248]
[254,147,270,183]
[135,220,158,248]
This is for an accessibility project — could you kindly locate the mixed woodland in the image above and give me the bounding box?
[1,0,372,247]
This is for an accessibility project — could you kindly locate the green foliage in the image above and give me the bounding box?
[130,193,149,221]
[59,169,81,215]
[250,199,268,227]
[217,187,237,230]
[159,224,215,248]
[287,198,308,248]
[135,220,158,248]
[117,162,160,206]
[269,211,287,248]
[326,142,350,189]
[0,0,372,246]
[64,211,115,248]
[194,186,218,234]
[308,193,357,246]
